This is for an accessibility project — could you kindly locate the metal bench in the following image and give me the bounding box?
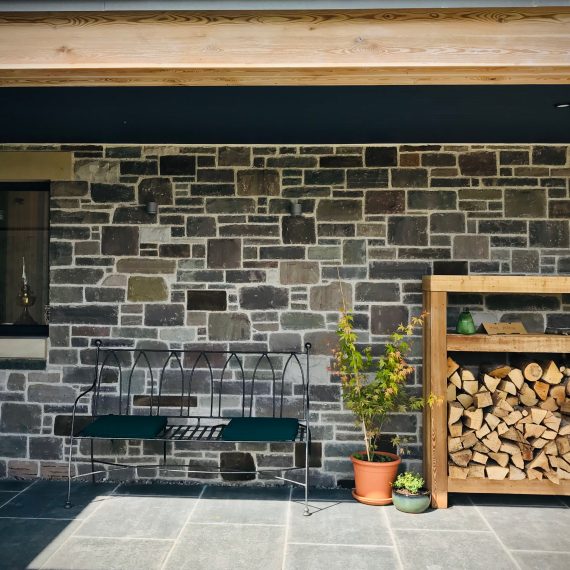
[65,341,312,515]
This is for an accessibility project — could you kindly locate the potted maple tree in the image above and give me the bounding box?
[333,310,428,505]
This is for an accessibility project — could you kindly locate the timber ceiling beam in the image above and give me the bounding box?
[0,9,569,86]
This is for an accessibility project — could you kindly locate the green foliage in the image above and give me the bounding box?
[392,471,425,495]
[333,311,426,462]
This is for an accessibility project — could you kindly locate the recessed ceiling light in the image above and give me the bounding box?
[554,103,570,108]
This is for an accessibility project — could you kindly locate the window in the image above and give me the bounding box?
[0,182,49,336]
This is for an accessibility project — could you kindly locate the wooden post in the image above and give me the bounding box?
[424,290,449,508]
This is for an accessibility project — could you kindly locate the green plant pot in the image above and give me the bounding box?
[391,489,431,514]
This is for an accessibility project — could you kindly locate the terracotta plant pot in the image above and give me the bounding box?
[392,489,431,514]
[350,451,401,505]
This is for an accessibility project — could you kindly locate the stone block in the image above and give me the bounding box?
[48,349,78,365]
[29,437,63,460]
[237,170,280,196]
[220,452,255,481]
[0,403,41,433]
[355,282,400,303]
[144,304,185,326]
[207,238,241,269]
[159,244,190,258]
[365,146,397,167]
[422,153,456,166]
[310,282,352,311]
[101,226,139,256]
[0,435,27,458]
[408,190,456,210]
[371,306,409,335]
[206,198,255,214]
[138,177,173,205]
[280,312,325,330]
[369,261,431,280]
[140,227,171,243]
[347,169,389,188]
[529,221,569,248]
[128,276,168,302]
[50,305,118,325]
[113,207,155,224]
[343,240,366,265]
[430,212,465,233]
[209,313,251,341]
[120,160,157,176]
[240,286,289,310]
[388,216,428,246]
[218,146,251,166]
[486,294,560,311]
[295,442,322,468]
[549,201,570,218]
[226,270,266,283]
[365,190,405,214]
[7,373,25,391]
[187,217,216,237]
[458,151,497,176]
[500,150,529,165]
[304,169,345,185]
[320,155,362,168]
[52,210,109,225]
[532,146,567,165]
[316,199,362,221]
[116,258,175,274]
[391,168,428,188]
[280,261,320,285]
[269,333,302,352]
[191,183,235,196]
[282,217,316,244]
[433,261,468,275]
[504,189,546,218]
[511,250,539,273]
[49,242,73,266]
[74,159,119,183]
[159,155,196,175]
[51,181,88,197]
[91,183,134,203]
[453,235,489,259]
[304,331,338,355]
[260,246,304,260]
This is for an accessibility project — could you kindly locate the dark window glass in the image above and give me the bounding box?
[0,182,49,336]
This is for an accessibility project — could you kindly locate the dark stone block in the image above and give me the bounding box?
[486,294,560,311]
[365,147,397,167]
[113,207,155,224]
[260,246,304,259]
[226,270,266,283]
[433,261,468,275]
[491,236,527,248]
[51,181,88,197]
[430,212,465,233]
[117,258,175,274]
[218,146,251,166]
[304,331,338,355]
[51,227,90,240]
[159,244,190,258]
[500,150,529,165]
[391,168,428,188]
[120,160,157,176]
[304,169,345,185]
[269,332,302,352]
[408,191,456,210]
[0,403,41,434]
[237,170,280,196]
[91,183,134,203]
[512,250,539,273]
[266,156,317,168]
[282,217,316,244]
[0,435,27,457]
[388,216,428,246]
[197,168,235,183]
[138,177,173,205]
[355,282,400,302]
[51,268,104,285]
[458,151,497,176]
[399,247,450,260]
[320,155,362,168]
[106,146,141,158]
[220,452,255,481]
[504,189,546,218]
[160,155,196,175]
[365,190,405,214]
[207,238,241,269]
[383,413,417,433]
[101,226,139,256]
[206,198,255,214]
[549,201,570,218]
[421,153,456,166]
[84,287,125,303]
[240,286,289,310]
[144,304,185,326]
[209,313,251,341]
[50,305,118,325]
[343,239,366,265]
[369,261,431,280]
[187,217,216,237]
[347,169,388,189]
[220,224,279,238]
[478,220,527,234]
[295,442,322,468]
[371,306,409,335]
[532,146,567,165]
[29,437,63,460]
[191,184,235,196]
[51,211,109,225]
[453,235,489,259]
[529,221,569,248]
[186,290,227,311]
[558,257,570,274]
[281,312,324,330]
[49,242,73,266]
[316,199,362,221]
[7,373,26,391]
[318,223,356,237]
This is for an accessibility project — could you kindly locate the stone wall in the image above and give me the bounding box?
[1,143,569,486]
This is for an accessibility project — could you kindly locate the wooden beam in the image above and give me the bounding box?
[423,276,570,294]
[0,9,569,86]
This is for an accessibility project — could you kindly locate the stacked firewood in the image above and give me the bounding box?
[447,357,570,482]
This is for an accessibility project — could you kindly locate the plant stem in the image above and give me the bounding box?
[363,420,371,462]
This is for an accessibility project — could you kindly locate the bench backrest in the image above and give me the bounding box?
[89,341,311,421]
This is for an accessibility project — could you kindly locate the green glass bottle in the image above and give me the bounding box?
[456,308,476,335]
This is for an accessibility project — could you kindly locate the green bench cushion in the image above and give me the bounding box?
[79,415,168,439]
[220,417,299,442]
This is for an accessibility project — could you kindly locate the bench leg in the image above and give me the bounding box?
[303,439,310,516]
[90,439,96,484]
[64,434,74,509]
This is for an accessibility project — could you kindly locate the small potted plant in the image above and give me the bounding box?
[392,471,430,514]
[333,309,428,505]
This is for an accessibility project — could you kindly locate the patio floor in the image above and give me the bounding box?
[0,480,568,570]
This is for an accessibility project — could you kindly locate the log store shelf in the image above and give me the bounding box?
[423,275,570,508]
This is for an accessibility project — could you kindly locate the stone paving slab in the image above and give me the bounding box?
[0,481,568,570]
